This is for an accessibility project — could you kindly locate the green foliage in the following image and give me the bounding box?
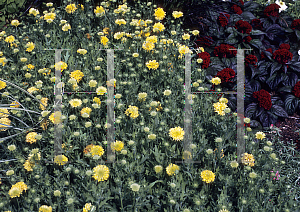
[0,0,27,30]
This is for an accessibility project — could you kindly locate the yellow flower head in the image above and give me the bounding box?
[44,12,56,23]
[178,45,192,56]
[146,35,158,44]
[70,70,84,82]
[55,61,68,71]
[200,170,215,183]
[29,8,39,16]
[90,145,104,157]
[96,86,107,95]
[111,140,124,152]
[5,35,15,43]
[100,36,109,45]
[65,4,77,14]
[0,80,7,90]
[54,155,68,165]
[39,205,52,212]
[146,60,159,70]
[93,97,101,105]
[77,49,87,55]
[182,33,190,40]
[27,64,35,70]
[172,11,183,19]
[153,22,165,32]
[142,41,155,52]
[115,19,127,25]
[211,77,221,85]
[11,20,20,27]
[23,160,34,171]
[0,108,9,118]
[0,117,11,131]
[49,111,62,124]
[62,23,71,31]
[26,132,38,144]
[94,6,105,17]
[80,107,92,118]
[9,186,22,198]
[92,165,110,182]
[154,8,166,20]
[255,131,266,140]
[169,126,184,141]
[125,105,139,119]
[219,97,228,104]
[114,32,124,40]
[0,57,7,66]
[25,42,35,52]
[166,163,179,176]
[10,101,20,108]
[39,97,48,110]
[241,153,255,167]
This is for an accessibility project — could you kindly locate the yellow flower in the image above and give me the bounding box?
[100,36,109,45]
[20,57,27,62]
[142,41,155,52]
[213,102,228,116]
[146,60,159,70]
[69,99,82,108]
[0,80,7,90]
[5,35,15,43]
[27,87,39,94]
[39,97,48,110]
[103,27,110,35]
[10,101,20,108]
[65,4,77,14]
[111,140,124,152]
[11,20,20,27]
[9,186,22,198]
[26,132,38,144]
[146,35,158,44]
[96,86,107,95]
[27,64,35,70]
[62,23,71,31]
[125,105,139,119]
[25,42,35,52]
[115,19,126,25]
[39,205,52,212]
[48,111,62,124]
[92,165,110,182]
[44,12,56,23]
[90,145,104,157]
[192,30,199,36]
[230,160,239,168]
[178,45,192,56]
[23,160,35,171]
[83,203,93,212]
[166,163,180,176]
[182,33,190,40]
[0,117,11,131]
[172,11,183,19]
[79,4,84,10]
[80,107,92,118]
[219,97,228,104]
[153,22,165,32]
[255,131,266,140]
[241,153,255,167]
[55,61,68,71]
[200,170,215,183]
[29,8,39,16]
[94,6,105,17]
[169,126,184,141]
[114,32,124,40]
[212,77,221,85]
[77,49,87,55]
[154,165,163,174]
[54,155,68,166]
[93,97,101,105]
[70,70,84,82]
[154,8,166,20]
[219,209,229,212]
[0,108,9,118]
[138,92,147,101]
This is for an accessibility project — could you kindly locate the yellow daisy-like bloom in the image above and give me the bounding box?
[80,107,92,118]
[219,209,229,212]
[213,102,228,116]
[11,20,20,27]
[70,70,84,82]
[115,19,126,25]
[111,140,124,152]
[172,11,183,19]
[192,30,200,36]
[39,97,48,110]
[44,12,56,23]
[92,165,110,182]
[241,153,255,167]
[103,27,110,35]
[182,33,190,40]
[125,105,139,119]
[69,99,82,108]
[23,160,34,171]
[255,131,266,140]
[93,97,101,105]
[0,57,6,66]
[142,41,155,52]
[15,182,28,191]
[9,186,22,198]
[0,108,9,118]
[62,23,71,31]
[114,32,124,40]
[83,203,92,212]
[25,42,35,52]
[90,145,104,157]
[77,49,87,55]
[219,97,228,104]
[146,35,158,44]
[96,86,107,95]
[146,60,159,70]
[211,77,221,85]
[29,8,39,16]
[0,80,7,89]
[137,19,147,27]
[138,92,147,101]
[154,8,166,20]
[10,101,20,108]
[48,111,62,124]
[0,117,11,131]
[178,45,192,56]
[79,4,84,10]
[166,163,180,176]
[26,132,38,144]
[100,36,109,45]
[200,170,215,183]
[65,4,77,14]
[39,205,52,212]
[169,126,185,141]
[153,22,165,32]
[54,155,68,166]
[5,35,15,43]
[55,61,68,71]
[94,6,105,17]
